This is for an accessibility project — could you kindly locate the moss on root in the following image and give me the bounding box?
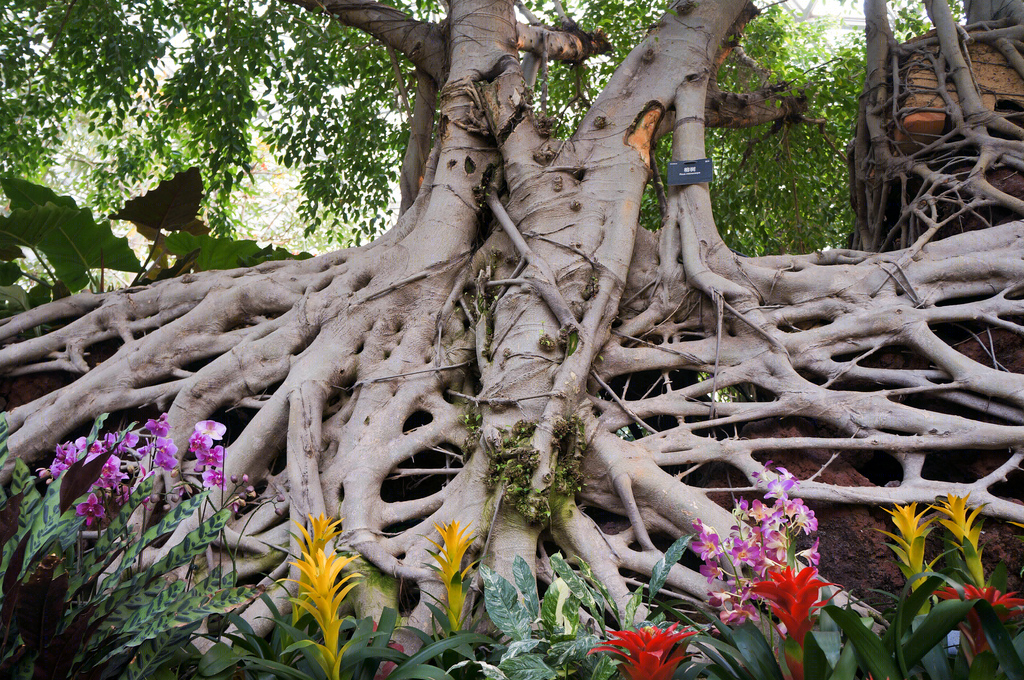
[552,415,586,495]
[485,420,550,524]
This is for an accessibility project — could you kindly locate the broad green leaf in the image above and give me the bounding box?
[109,168,205,234]
[0,285,30,314]
[0,204,140,291]
[575,556,619,623]
[1,178,78,210]
[549,554,602,626]
[512,555,539,618]
[803,630,832,680]
[648,534,691,602]
[116,581,254,651]
[128,508,230,591]
[24,478,70,561]
[481,565,532,642]
[196,641,238,675]
[589,655,617,680]
[500,639,542,663]
[548,634,599,665]
[919,635,954,680]
[825,605,902,680]
[387,633,491,679]
[809,630,842,669]
[449,660,509,679]
[498,654,558,680]
[0,262,23,285]
[622,588,642,627]
[540,580,575,634]
[902,598,977,671]
[732,621,785,680]
[975,600,1024,680]
[164,232,263,271]
[692,636,759,680]
[967,651,1000,680]
[71,476,154,593]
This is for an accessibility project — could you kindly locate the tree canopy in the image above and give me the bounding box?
[3,0,863,251]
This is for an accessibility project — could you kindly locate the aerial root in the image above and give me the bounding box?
[611,473,656,552]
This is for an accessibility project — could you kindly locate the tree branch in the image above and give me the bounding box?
[280,0,446,81]
[517,23,612,64]
[704,81,810,129]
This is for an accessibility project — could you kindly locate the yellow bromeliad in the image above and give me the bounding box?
[292,514,344,625]
[289,514,361,680]
[427,520,477,631]
[879,502,938,592]
[931,493,986,587]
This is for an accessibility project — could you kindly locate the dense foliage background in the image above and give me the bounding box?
[1,0,874,256]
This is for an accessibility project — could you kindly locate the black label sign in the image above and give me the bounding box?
[667,159,714,186]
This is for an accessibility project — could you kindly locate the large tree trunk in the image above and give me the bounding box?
[2,0,1023,635]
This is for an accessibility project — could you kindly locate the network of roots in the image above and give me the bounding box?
[1,3,1024,636]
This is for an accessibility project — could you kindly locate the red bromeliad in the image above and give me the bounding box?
[753,566,836,680]
[588,623,697,680]
[936,584,1024,658]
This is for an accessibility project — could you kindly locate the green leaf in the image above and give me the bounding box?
[918,635,953,680]
[548,634,599,665]
[387,633,491,679]
[0,285,30,314]
[975,600,1024,680]
[500,639,543,662]
[109,168,205,234]
[0,262,23,286]
[0,412,9,473]
[589,655,617,680]
[622,588,642,627]
[24,478,71,561]
[648,535,691,603]
[99,491,210,591]
[512,555,539,618]
[1,178,78,210]
[565,330,578,357]
[498,654,558,680]
[115,580,254,651]
[448,660,509,679]
[803,630,832,679]
[0,204,141,291]
[128,509,231,592]
[902,598,977,671]
[481,565,532,642]
[196,641,238,675]
[825,605,902,680]
[540,581,568,633]
[71,476,154,594]
[731,621,785,680]
[809,630,842,670]
[967,651,1000,680]
[164,232,263,271]
[549,554,603,627]
[122,621,202,680]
